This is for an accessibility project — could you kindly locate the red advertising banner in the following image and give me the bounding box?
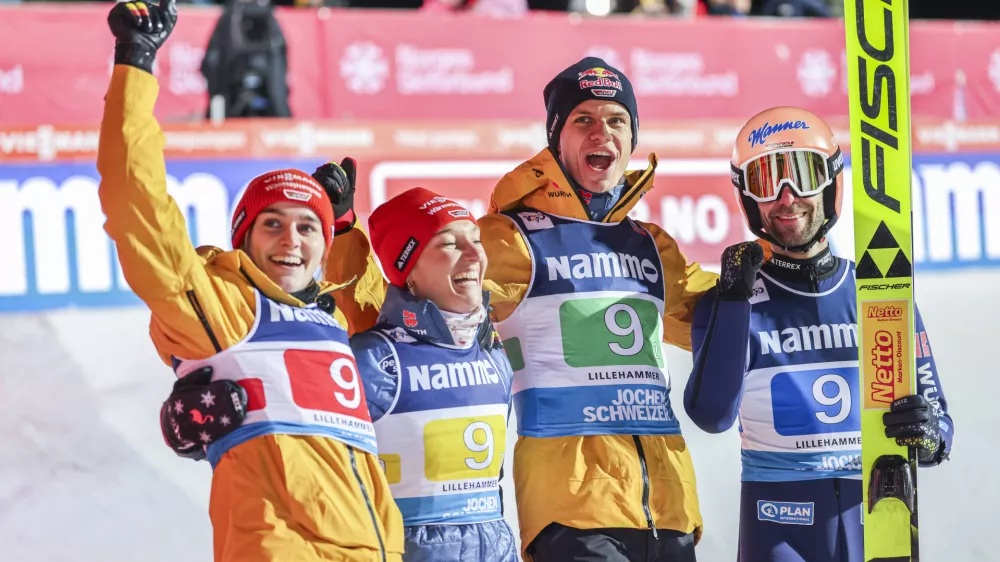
[0,4,324,125]
[4,115,999,269]
[8,116,1000,163]
[1,5,1000,125]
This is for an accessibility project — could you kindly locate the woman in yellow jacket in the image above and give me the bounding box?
[98,2,403,560]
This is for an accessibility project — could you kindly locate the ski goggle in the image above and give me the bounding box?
[731,147,844,203]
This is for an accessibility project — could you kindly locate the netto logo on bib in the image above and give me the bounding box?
[395,237,420,271]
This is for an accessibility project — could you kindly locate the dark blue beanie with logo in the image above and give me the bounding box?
[543,57,639,156]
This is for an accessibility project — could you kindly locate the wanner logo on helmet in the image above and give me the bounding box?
[748,120,811,148]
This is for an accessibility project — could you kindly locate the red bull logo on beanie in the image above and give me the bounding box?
[578,67,623,92]
[578,67,619,80]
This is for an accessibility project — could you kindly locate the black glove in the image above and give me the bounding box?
[718,241,766,300]
[477,305,502,352]
[313,158,357,234]
[159,366,248,461]
[883,394,945,464]
[107,0,178,74]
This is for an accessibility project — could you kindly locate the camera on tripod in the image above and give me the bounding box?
[201,0,292,119]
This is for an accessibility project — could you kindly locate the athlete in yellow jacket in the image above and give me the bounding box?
[327,57,719,561]
[97,2,402,560]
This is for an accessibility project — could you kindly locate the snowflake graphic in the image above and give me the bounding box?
[340,41,390,95]
[200,390,216,408]
[173,399,184,415]
[988,50,1000,93]
[584,46,626,73]
[220,415,231,427]
[199,431,212,443]
[797,49,837,98]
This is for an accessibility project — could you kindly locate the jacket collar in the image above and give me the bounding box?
[197,246,355,307]
[487,148,658,222]
[377,284,492,347]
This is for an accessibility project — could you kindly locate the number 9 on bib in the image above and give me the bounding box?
[560,298,664,368]
[423,415,506,482]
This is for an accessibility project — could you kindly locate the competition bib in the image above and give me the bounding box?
[174,292,378,466]
[741,266,863,481]
[498,210,680,438]
[372,330,509,526]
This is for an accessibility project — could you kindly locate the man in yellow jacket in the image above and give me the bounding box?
[98,2,402,560]
[479,57,717,561]
[323,57,718,561]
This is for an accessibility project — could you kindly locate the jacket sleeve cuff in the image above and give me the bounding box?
[334,209,357,235]
[114,43,157,75]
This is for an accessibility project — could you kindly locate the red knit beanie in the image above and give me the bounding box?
[231,169,335,250]
[368,187,476,287]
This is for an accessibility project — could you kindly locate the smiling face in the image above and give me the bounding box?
[757,185,826,251]
[557,99,632,193]
[244,202,327,293]
[405,220,487,314]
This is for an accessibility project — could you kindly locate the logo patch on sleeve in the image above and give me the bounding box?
[377,355,397,375]
[749,278,770,304]
[518,211,554,231]
[757,501,814,525]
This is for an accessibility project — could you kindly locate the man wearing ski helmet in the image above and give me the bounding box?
[682,106,955,561]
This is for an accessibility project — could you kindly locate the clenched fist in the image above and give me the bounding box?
[108,0,178,73]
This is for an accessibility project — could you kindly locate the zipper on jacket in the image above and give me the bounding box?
[807,267,820,293]
[349,447,387,562]
[186,290,222,353]
[686,296,721,407]
[631,435,659,540]
[604,176,649,222]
